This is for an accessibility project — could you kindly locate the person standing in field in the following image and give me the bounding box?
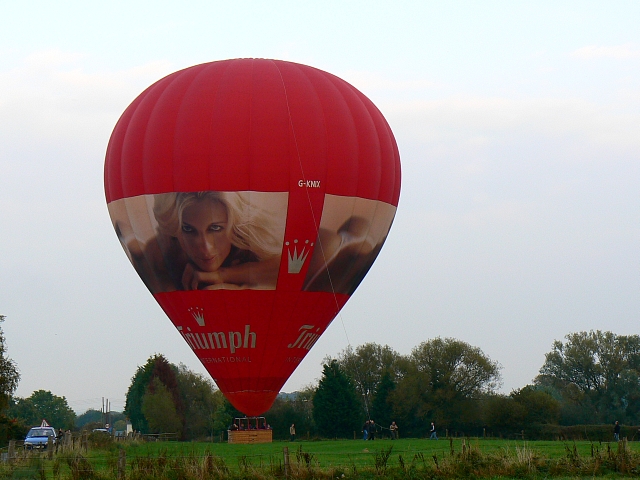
[362,420,369,440]
[290,423,296,442]
[429,422,438,440]
[390,421,398,440]
[614,421,620,441]
[369,420,376,440]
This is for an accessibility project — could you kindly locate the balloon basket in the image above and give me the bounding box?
[227,416,273,444]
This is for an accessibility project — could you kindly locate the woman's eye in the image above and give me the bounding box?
[181,224,194,233]
[208,224,223,232]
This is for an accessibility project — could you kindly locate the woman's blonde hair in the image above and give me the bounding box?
[154,191,283,260]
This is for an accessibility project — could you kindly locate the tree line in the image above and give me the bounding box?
[1,311,638,443]
[310,331,640,439]
[120,330,640,440]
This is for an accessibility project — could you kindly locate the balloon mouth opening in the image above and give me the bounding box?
[226,391,279,417]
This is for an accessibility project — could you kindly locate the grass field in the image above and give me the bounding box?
[4,437,640,479]
[116,437,640,467]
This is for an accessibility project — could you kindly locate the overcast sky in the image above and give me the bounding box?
[1,1,638,414]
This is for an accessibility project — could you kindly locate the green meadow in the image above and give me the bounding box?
[5,437,640,479]
[118,437,640,467]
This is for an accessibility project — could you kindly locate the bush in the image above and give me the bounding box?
[0,414,29,447]
[526,424,640,441]
[88,431,114,449]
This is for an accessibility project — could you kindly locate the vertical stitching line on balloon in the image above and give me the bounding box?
[273,62,350,347]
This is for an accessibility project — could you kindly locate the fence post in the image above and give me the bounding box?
[117,449,126,480]
[48,436,53,459]
[8,440,15,463]
[82,431,88,452]
[283,446,290,477]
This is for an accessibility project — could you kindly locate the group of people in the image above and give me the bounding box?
[229,422,271,431]
[360,420,440,440]
[362,420,377,440]
[238,419,624,442]
[362,420,401,440]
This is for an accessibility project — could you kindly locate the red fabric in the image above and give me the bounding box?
[105,59,401,415]
[105,59,399,204]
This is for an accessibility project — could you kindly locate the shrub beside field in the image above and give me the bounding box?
[525,424,640,442]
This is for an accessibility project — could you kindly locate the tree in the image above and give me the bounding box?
[125,355,229,439]
[387,357,427,437]
[10,390,75,429]
[0,315,19,412]
[148,355,184,436]
[175,363,223,440]
[537,331,640,423]
[265,387,317,440]
[483,386,561,436]
[7,398,37,427]
[125,354,185,435]
[0,415,27,447]
[312,360,361,438]
[410,338,501,398]
[0,315,26,446]
[76,409,126,430]
[75,409,103,427]
[511,385,560,425]
[264,397,298,440]
[395,337,501,431]
[142,378,182,434]
[335,343,401,415]
[370,371,395,431]
[212,397,243,439]
[483,394,526,433]
[124,357,155,433]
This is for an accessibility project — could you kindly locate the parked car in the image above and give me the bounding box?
[24,426,57,449]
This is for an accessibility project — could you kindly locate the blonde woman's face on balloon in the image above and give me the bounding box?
[178,200,232,272]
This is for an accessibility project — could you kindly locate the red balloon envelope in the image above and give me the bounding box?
[104,59,401,415]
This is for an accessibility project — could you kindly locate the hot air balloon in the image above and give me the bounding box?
[104,59,401,416]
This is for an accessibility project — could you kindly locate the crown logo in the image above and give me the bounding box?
[188,307,205,326]
[286,239,313,274]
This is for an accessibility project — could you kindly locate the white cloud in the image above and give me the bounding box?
[341,70,442,94]
[384,96,640,159]
[572,43,640,60]
[0,49,173,129]
[0,49,175,173]
[20,49,87,67]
